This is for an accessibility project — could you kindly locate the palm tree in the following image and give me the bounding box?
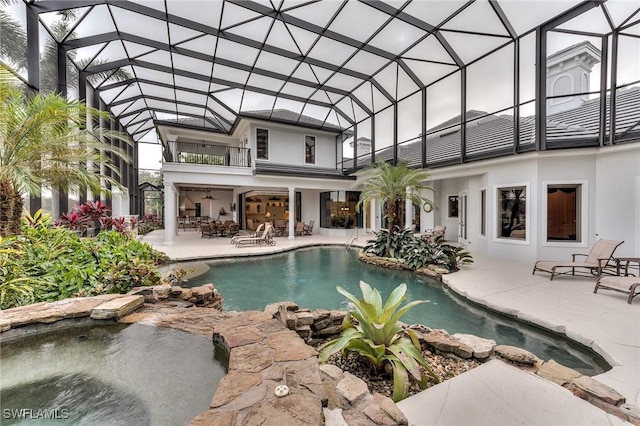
[0,65,130,236]
[355,161,436,257]
[1,2,130,94]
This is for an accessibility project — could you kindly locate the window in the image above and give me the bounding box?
[256,128,269,160]
[547,184,581,242]
[305,135,316,164]
[498,186,527,239]
[320,191,362,229]
[448,195,459,218]
[480,189,486,237]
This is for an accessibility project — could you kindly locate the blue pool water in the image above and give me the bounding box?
[188,247,608,375]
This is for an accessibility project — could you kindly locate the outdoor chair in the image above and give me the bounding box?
[294,222,305,236]
[422,225,446,242]
[235,223,276,248]
[532,239,624,280]
[303,220,315,236]
[200,222,217,239]
[593,275,640,304]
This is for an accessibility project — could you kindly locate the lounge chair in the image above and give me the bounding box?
[594,275,640,304]
[230,224,263,244]
[532,239,623,280]
[235,224,276,247]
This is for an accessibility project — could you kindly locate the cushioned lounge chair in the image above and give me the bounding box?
[230,224,263,244]
[235,224,275,247]
[532,239,624,280]
[594,275,640,304]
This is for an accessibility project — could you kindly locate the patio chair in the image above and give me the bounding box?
[294,221,305,236]
[200,222,217,239]
[532,239,624,280]
[230,223,263,245]
[422,225,446,242]
[593,275,640,304]
[303,220,315,236]
[235,223,276,248]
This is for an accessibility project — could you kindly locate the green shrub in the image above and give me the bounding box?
[0,220,168,309]
[319,282,439,402]
[363,227,473,272]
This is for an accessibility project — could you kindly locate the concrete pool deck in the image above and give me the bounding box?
[143,229,640,424]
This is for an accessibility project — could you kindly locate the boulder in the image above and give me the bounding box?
[451,333,496,359]
[494,345,541,366]
[296,311,315,326]
[565,375,626,406]
[536,360,581,385]
[363,393,408,425]
[336,372,369,405]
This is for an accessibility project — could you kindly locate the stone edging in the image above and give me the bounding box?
[2,288,639,425]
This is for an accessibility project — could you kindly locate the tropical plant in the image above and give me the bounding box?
[0,223,168,309]
[363,229,473,272]
[0,65,131,236]
[0,3,130,94]
[355,161,436,257]
[319,281,439,402]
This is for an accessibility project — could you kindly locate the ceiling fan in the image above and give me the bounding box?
[202,189,216,200]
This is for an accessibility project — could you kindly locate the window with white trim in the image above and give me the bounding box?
[305,135,316,164]
[547,184,582,242]
[498,186,526,239]
[256,128,269,160]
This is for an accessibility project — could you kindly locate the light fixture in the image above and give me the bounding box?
[202,189,216,200]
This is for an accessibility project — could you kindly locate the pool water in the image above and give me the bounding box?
[189,247,608,375]
[0,322,227,426]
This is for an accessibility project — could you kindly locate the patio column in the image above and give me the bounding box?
[164,184,177,245]
[405,186,413,231]
[288,187,295,240]
[369,198,377,232]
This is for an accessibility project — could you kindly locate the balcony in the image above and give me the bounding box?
[165,141,251,168]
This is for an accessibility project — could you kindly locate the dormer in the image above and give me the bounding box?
[547,41,601,115]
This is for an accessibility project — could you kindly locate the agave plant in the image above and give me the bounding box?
[319,281,439,402]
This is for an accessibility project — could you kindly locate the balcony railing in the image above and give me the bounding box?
[168,141,251,167]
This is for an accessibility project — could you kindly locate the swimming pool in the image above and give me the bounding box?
[188,247,608,375]
[0,322,227,426]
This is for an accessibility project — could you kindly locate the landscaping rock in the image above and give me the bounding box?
[336,372,369,405]
[0,318,11,332]
[451,333,496,359]
[494,345,541,366]
[323,408,348,426]
[536,359,581,385]
[426,264,450,275]
[90,295,144,320]
[565,375,626,406]
[363,393,408,425]
[295,324,312,339]
[320,364,344,381]
[296,311,315,326]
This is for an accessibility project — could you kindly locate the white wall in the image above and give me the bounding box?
[427,143,639,264]
[249,123,337,168]
[594,147,640,257]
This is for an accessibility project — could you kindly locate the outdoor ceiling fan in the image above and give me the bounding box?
[202,189,216,200]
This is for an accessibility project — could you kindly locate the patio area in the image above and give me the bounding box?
[142,228,640,423]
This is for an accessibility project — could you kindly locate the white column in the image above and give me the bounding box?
[405,186,413,231]
[288,186,295,240]
[420,187,435,233]
[369,198,377,232]
[164,184,176,245]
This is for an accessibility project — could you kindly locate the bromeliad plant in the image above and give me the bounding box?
[319,281,439,402]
